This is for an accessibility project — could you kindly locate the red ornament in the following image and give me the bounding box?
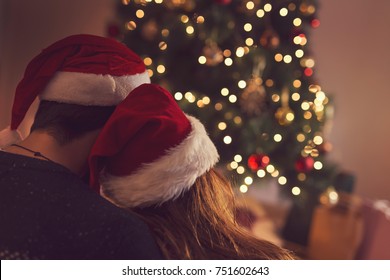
[248,153,270,171]
[295,156,314,172]
[311,19,321,28]
[214,0,232,5]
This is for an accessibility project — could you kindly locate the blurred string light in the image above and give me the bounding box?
[119,0,334,196]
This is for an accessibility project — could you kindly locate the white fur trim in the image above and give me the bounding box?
[100,115,219,208]
[0,126,22,149]
[40,71,150,105]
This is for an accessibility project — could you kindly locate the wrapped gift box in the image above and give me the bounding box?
[307,193,363,260]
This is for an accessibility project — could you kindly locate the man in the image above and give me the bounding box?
[0,34,163,259]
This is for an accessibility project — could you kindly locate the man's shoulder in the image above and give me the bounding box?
[0,152,163,259]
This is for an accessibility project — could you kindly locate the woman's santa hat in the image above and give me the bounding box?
[88,84,219,208]
[0,34,150,148]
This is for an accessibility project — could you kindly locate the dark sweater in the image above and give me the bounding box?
[0,151,163,260]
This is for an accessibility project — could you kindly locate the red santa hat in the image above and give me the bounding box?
[88,84,219,208]
[0,34,150,148]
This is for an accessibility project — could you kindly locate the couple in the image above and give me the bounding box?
[0,34,294,260]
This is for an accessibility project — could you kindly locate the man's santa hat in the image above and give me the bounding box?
[0,34,150,148]
[88,84,219,208]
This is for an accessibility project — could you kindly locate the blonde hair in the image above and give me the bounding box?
[133,169,295,259]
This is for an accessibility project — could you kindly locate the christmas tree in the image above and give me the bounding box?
[112,0,351,244]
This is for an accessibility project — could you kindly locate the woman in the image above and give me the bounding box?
[88,83,295,260]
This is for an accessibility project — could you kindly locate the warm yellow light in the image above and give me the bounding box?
[196,16,205,24]
[278,176,287,185]
[202,96,210,105]
[294,36,302,45]
[224,58,233,66]
[295,49,304,58]
[329,190,339,204]
[218,122,227,130]
[293,79,301,88]
[174,92,183,101]
[280,7,288,16]
[266,164,275,173]
[181,15,189,23]
[185,92,196,103]
[256,9,265,18]
[304,111,312,119]
[236,47,245,57]
[265,79,274,87]
[197,100,204,108]
[301,102,310,110]
[223,136,232,144]
[314,98,323,107]
[308,5,316,14]
[293,18,302,26]
[264,3,272,12]
[246,1,255,10]
[309,84,321,93]
[223,49,231,57]
[230,161,238,169]
[314,161,323,170]
[233,116,242,124]
[292,186,301,196]
[272,94,280,102]
[237,166,245,174]
[244,176,253,185]
[238,80,247,89]
[303,145,313,154]
[234,155,242,162]
[271,170,279,177]
[311,149,319,157]
[143,57,152,66]
[136,9,145,18]
[186,26,194,34]
[147,69,153,77]
[292,92,300,101]
[215,103,223,111]
[316,93,326,104]
[286,112,295,122]
[244,23,252,32]
[274,134,282,142]
[156,65,165,73]
[159,41,167,50]
[245,38,254,46]
[198,56,206,64]
[239,185,248,193]
[126,21,137,30]
[297,133,305,142]
[221,88,229,96]
[283,55,292,63]
[305,58,315,68]
[161,29,169,37]
[229,95,237,103]
[257,169,266,178]
[274,53,283,62]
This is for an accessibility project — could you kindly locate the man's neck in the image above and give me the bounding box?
[4,130,100,176]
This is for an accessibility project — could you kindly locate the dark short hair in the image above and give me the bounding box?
[31,100,115,145]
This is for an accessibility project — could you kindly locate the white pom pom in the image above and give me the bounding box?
[0,126,22,149]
